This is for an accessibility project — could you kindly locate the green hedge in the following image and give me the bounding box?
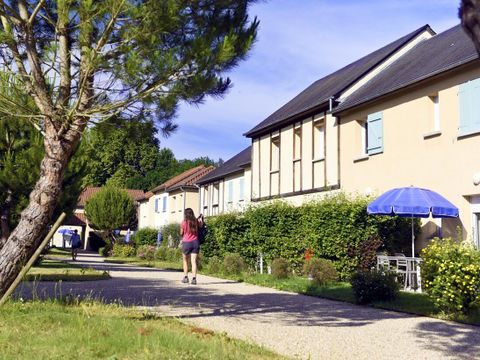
[131,227,158,247]
[202,193,413,279]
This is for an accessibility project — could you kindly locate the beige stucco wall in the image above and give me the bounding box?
[338,64,480,247]
[138,199,154,229]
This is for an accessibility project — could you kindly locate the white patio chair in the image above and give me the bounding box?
[396,257,408,289]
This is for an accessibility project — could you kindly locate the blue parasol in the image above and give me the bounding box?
[368,186,459,256]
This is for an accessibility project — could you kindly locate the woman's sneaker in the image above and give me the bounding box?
[191,277,197,285]
[181,276,189,284]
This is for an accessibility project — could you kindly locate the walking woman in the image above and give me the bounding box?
[180,208,202,284]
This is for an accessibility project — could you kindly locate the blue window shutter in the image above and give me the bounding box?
[367,111,383,155]
[459,78,480,135]
[154,199,158,213]
[162,197,167,212]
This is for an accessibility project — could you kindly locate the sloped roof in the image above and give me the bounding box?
[197,146,251,185]
[244,25,434,138]
[150,165,215,193]
[335,25,478,114]
[64,212,87,226]
[78,187,146,206]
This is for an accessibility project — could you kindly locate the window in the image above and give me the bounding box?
[459,77,480,136]
[213,183,219,205]
[313,120,325,160]
[203,186,209,210]
[227,181,233,203]
[239,177,245,201]
[270,135,280,172]
[154,198,159,213]
[366,111,383,155]
[270,134,280,196]
[162,196,167,212]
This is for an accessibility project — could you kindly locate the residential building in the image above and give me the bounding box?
[244,25,434,206]
[197,146,251,216]
[138,165,215,228]
[333,24,480,248]
[242,23,480,248]
[53,187,146,249]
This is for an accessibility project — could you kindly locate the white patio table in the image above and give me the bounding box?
[376,255,423,292]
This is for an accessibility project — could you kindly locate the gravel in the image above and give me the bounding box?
[16,252,480,360]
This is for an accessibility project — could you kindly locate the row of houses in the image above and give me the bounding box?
[61,23,480,253]
[142,23,480,252]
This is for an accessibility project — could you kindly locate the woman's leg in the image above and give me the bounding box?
[191,253,198,278]
[182,254,189,277]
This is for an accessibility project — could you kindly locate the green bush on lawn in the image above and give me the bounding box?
[350,270,399,304]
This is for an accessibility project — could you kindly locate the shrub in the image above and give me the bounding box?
[202,213,250,260]
[98,246,111,257]
[421,237,480,314]
[112,244,135,257]
[303,258,338,285]
[165,247,183,262]
[207,256,223,274]
[350,270,399,304]
[271,258,290,279]
[201,194,412,279]
[137,245,156,261]
[223,253,247,275]
[132,227,158,247]
[155,246,168,261]
[161,223,181,248]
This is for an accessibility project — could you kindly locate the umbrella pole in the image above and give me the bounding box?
[411,217,415,257]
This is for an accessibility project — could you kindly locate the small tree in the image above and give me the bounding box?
[85,187,136,244]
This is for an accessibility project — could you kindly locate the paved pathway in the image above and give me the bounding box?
[16,252,480,360]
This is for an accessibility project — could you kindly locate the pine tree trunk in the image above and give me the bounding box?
[460,0,480,54]
[0,131,76,296]
[0,189,13,249]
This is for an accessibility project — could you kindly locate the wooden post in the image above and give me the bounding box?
[0,212,66,306]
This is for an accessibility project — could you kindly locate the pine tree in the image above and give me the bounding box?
[0,1,258,295]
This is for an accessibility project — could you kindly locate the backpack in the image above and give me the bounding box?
[198,223,208,244]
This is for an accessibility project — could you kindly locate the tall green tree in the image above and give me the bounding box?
[82,116,167,188]
[460,0,480,54]
[84,186,136,244]
[0,0,258,295]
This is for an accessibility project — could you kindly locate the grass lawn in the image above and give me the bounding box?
[0,301,282,360]
[45,247,72,258]
[26,259,110,282]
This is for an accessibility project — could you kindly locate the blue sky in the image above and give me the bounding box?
[161,0,461,161]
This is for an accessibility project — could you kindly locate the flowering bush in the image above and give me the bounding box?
[421,237,480,314]
[112,244,135,257]
[271,258,290,279]
[303,258,338,285]
[136,245,156,261]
